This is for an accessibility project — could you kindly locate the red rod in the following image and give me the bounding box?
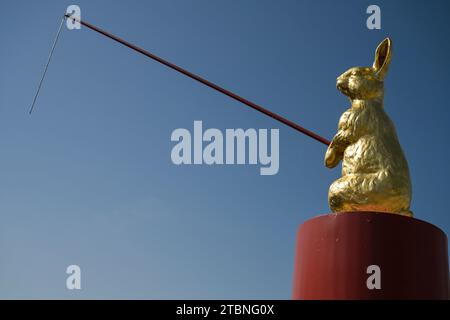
[65,14,330,146]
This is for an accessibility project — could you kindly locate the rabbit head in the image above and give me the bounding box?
[336,38,392,100]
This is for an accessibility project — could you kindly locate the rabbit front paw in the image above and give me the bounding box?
[325,147,340,168]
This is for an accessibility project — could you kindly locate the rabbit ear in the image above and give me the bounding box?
[373,38,392,80]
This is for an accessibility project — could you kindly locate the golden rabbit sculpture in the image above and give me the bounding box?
[325,38,412,216]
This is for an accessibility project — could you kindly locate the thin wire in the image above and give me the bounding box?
[29,15,66,114]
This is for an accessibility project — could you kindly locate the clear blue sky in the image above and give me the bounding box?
[1,0,449,299]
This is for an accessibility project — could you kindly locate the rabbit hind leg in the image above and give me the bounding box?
[328,174,370,212]
[329,173,413,216]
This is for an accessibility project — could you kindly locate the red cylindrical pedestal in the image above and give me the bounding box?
[292,212,449,300]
